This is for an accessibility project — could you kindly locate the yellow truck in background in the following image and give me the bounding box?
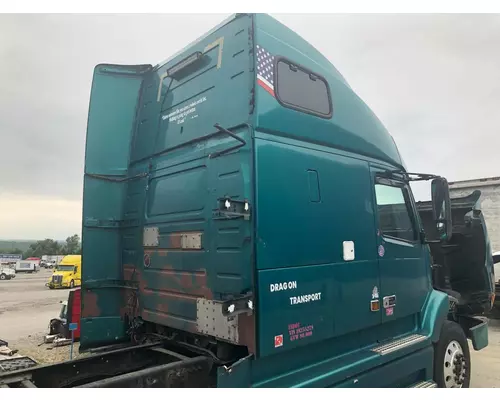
[46,255,81,289]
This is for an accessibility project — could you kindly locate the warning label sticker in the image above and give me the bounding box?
[288,322,314,342]
[161,96,207,124]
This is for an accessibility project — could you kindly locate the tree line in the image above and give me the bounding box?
[0,234,81,259]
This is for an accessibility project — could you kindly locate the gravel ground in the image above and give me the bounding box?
[0,270,79,365]
[10,332,82,365]
[0,270,68,342]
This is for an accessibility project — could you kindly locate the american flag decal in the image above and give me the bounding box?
[256,45,275,97]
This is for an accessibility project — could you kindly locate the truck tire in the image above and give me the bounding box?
[0,273,6,280]
[70,280,75,289]
[433,320,470,388]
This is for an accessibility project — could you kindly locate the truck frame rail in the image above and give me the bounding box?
[0,342,213,388]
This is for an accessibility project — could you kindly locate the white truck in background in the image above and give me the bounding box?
[15,260,39,274]
[0,265,16,280]
[41,255,64,269]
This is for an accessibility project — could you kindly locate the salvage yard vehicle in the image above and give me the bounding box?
[46,255,81,289]
[0,266,15,280]
[48,289,81,341]
[0,13,494,388]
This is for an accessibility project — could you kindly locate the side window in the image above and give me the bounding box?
[375,183,417,242]
[275,59,332,118]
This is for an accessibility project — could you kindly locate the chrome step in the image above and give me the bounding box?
[371,333,426,355]
[410,380,437,388]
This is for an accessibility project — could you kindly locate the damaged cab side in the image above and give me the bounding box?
[416,187,493,351]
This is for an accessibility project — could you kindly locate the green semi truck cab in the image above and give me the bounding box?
[0,13,493,389]
[80,13,493,388]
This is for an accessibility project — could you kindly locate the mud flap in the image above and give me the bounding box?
[458,315,488,351]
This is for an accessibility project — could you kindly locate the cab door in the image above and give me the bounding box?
[370,166,430,328]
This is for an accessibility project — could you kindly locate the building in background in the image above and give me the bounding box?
[449,176,500,252]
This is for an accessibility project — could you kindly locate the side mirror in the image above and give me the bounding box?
[431,177,452,241]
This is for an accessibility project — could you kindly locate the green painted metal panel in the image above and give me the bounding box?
[253,13,404,170]
[254,136,384,357]
[369,164,430,328]
[80,13,465,387]
[218,331,433,387]
[82,14,256,351]
[468,317,489,351]
[85,64,151,175]
[420,289,449,343]
[81,64,150,350]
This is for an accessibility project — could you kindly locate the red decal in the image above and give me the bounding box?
[386,307,394,316]
[288,323,300,330]
[288,322,314,342]
[257,79,275,97]
[274,334,283,348]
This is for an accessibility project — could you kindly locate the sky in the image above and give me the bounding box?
[1,13,499,240]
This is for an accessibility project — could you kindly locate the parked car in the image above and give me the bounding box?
[40,260,56,269]
[0,266,16,280]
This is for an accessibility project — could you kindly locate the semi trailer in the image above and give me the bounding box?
[0,13,494,388]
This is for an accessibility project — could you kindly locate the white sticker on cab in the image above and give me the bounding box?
[270,281,297,292]
[289,292,322,305]
[343,241,355,261]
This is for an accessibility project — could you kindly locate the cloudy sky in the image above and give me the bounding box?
[1,13,499,239]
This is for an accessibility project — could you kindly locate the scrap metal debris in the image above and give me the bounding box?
[52,338,72,347]
[43,334,59,344]
[43,334,72,348]
[0,346,18,357]
[0,340,38,374]
[0,356,38,373]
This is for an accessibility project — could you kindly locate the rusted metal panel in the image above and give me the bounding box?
[81,14,255,353]
[81,290,101,318]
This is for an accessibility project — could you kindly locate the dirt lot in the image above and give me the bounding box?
[1,271,500,386]
[0,269,79,364]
